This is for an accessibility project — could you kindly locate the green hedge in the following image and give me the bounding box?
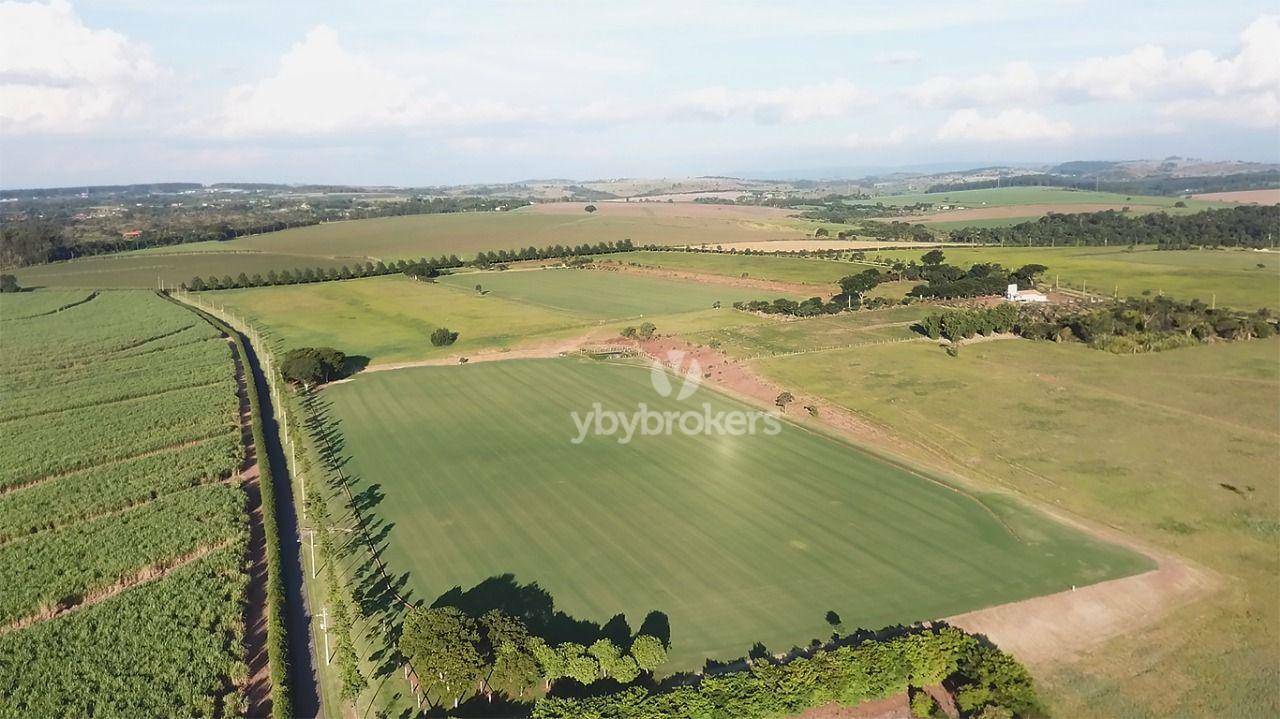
[181,300,293,719]
[533,626,1042,719]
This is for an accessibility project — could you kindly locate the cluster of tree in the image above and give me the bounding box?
[533,626,1042,719]
[0,274,19,292]
[0,195,530,267]
[620,322,658,339]
[279,347,347,386]
[399,606,667,710]
[916,297,1276,354]
[431,327,459,346]
[797,199,936,224]
[734,296,849,316]
[907,252,1046,300]
[184,241,643,291]
[926,171,1280,196]
[857,220,937,242]
[947,205,1279,249]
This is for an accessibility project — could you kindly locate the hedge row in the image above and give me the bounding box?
[184,302,293,719]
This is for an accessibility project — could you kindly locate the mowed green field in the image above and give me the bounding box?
[752,337,1280,716]
[323,358,1149,672]
[207,271,785,365]
[685,305,931,359]
[603,251,855,286]
[15,209,816,289]
[856,186,1225,210]
[865,246,1280,309]
[439,267,796,318]
[13,250,356,290]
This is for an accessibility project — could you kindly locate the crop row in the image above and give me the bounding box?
[1,337,232,420]
[0,545,248,719]
[1,380,237,488]
[2,292,205,367]
[0,482,245,626]
[0,290,96,322]
[0,434,242,544]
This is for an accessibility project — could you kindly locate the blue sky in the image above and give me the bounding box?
[1,0,1277,187]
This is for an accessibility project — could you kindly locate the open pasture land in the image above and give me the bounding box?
[13,250,353,290]
[209,270,790,365]
[526,199,799,221]
[685,304,932,359]
[0,291,249,718]
[681,239,946,252]
[1190,188,1280,204]
[752,337,1280,716]
[323,358,1149,672]
[439,267,794,318]
[864,245,1280,309]
[603,250,858,287]
[862,186,1225,210]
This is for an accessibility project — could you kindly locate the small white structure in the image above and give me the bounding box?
[1006,283,1049,303]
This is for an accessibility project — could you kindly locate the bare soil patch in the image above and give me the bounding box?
[1190,189,1280,204]
[795,693,910,719]
[526,200,796,220]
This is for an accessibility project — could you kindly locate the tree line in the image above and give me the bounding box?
[917,296,1276,353]
[183,240,641,291]
[732,251,1048,315]
[946,205,1278,249]
[399,605,667,710]
[926,171,1280,196]
[0,196,532,267]
[533,625,1041,719]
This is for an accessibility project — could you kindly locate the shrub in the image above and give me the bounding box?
[431,327,459,346]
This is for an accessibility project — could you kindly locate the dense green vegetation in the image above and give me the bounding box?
[947,205,1277,248]
[323,358,1149,674]
[534,627,1041,719]
[0,290,251,717]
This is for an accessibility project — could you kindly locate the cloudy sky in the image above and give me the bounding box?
[1,0,1277,188]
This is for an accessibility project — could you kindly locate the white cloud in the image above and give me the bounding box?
[936,108,1074,143]
[668,80,870,124]
[906,62,1039,109]
[905,14,1280,128]
[0,0,161,133]
[843,125,913,149]
[873,51,921,66]
[1162,91,1279,129]
[213,26,534,137]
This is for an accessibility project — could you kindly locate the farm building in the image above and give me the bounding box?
[1006,283,1049,303]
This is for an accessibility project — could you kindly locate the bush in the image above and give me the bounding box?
[431,327,459,346]
[0,274,19,292]
[280,347,346,385]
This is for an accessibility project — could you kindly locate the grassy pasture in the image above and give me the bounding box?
[864,246,1280,310]
[12,250,354,290]
[685,305,932,359]
[322,358,1149,672]
[859,186,1225,210]
[439,267,795,318]
[752,337,1280,717]
[603,251,855,286]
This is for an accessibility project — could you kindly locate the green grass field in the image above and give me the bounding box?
[686,305,931,359]
[856,186,1226,210]
[864,246,1280,309]
[439,267,796,318]
[603,251,855,286]
[207,271,783,365]
[13,251,355,290]
[322,357,1149,672]
[752,337,1280,717]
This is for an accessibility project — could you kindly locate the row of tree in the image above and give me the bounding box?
[916,297,1276,353]
[533,626,1041,719]
[946,205,1278,248]
[185,240,644,291]
[398,606,667,710]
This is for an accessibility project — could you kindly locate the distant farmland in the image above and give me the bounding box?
[322,358,1150,672]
